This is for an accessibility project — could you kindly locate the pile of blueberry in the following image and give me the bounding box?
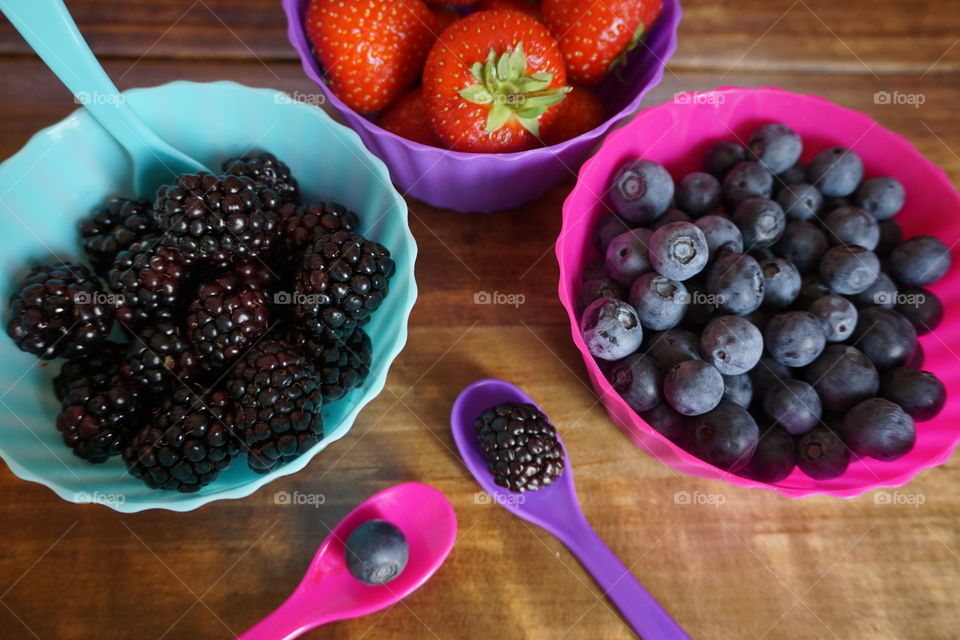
[579,122,950,483]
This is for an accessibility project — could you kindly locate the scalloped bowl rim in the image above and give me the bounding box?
[557,85,960,499]
[0,80,418,512]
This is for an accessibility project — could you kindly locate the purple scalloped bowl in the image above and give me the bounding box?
[557,86,960,499]
[282,0,681,213]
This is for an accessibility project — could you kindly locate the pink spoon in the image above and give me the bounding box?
[238,482,457,640]
[451,379,690,640]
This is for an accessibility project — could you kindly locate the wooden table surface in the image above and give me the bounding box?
[1,2,958,639]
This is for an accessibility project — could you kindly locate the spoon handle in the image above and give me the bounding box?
[559,521,691,640]
[237,591,329,640]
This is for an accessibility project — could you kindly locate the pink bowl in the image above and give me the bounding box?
[282,0,681,213]
[557,87,960,499]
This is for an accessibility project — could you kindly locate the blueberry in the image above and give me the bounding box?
[703,140,747,178]
[664,360,724,416]
[579,278,625,311]
[805,345,879,412]
[676,172,722,216]
[895,286,943,335]
[685,401,760,471]
[875,218,902,258]
[609,159,675,224]
[605,228,653,286]
[850,307,916,370]
[807,146,864,197]
[606,352,663,413]
[650,208,692,230]
[722,373,753,409]
[764,311,826,367]
[640,402,687,443]
[808,295,857,342]
[345,520,409,585]
[843,397,915,461]
[889,235,952,286]
[723,161,774,208]
[699,315,763,375]
[773,221,828,274]
[760,258,801,308]
[739,425,797,483]
[732,198,786,249]
[819,245,880,295]
[776,183,823,221]
[696,213,743,255]
[593,215,634,253]
[851,271,897,308]
[748,123,802,174]
[580,297,644,361]
[705,252,764,315]
[795,273,831,308]
[796,425,850,480]
[775,162,807,190]
[582,259,608,282]
[748,355,794,398]
[907,342,925,369]
[881,367,946,421]
[821,206,879,251]
[648,222,709,281]
[763,379,822,435]
[646,327,702,370]
[856,176,905,220]
[629,273,688,330]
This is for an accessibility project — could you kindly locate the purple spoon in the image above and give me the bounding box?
[451,378,690,640]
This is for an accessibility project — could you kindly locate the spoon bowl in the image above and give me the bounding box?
[240,482,457,640]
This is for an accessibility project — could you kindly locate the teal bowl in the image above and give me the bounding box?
[0,81,417,512]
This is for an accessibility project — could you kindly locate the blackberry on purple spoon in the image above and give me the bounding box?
[474,402,565,493]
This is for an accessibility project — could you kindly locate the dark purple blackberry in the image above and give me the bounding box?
[231,257,281,295]
[185,273,271,373]
[153,172,280,266]
[56,351,140,463]
[222,152,300,205]
[289,328,371,403]
[53,342,126,402]
[474,402,565,493]
[123,321,198,396]
[107,237,194,327]
[123,385,237,492]
[79,198,155,276]
[277,201,359,258]
[6,262,114,360]
[226,339,323,473]
[294,231,394,340]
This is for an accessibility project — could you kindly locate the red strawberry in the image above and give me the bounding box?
[422,10,570,153]
[305,0,436,114]
[542,0,663,86]
[476,0,540,18]
[543,86,604,145]
[379,87,443,147]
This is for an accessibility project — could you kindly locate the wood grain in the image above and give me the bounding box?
[0,2,959,640]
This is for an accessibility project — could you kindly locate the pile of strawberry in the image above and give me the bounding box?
[305,0,663,153]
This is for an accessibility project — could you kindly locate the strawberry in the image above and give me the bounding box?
[543,86,604,145]
[542,0,663,86]
[476,0,540,18]
[379,87,443,147]
[305,0,436,114]
[422,10,570,153]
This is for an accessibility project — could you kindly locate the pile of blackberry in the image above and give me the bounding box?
[581,123,950,483]
[474,402,565,493]
[5,151,393,492]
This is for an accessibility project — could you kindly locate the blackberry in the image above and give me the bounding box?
[289,328,372,403]
[123,321,198,396]
[56,351,140,463]
[108,237,194,327]
[124,385,237,492]
[79,198,155,276]
[227,339,323,473]
[53,342,126,402]
[154,172,280,266]
[7,262,114,360]
[474,402,565,493]
[185,273,271,373]
[277,201,359,258]
[223,152,300,205]
[294,231,394,341]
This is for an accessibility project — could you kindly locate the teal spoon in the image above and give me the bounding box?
[0,0,208,195]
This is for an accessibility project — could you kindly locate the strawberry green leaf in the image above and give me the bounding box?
[459,84,494,105]
[485,102,512,133]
